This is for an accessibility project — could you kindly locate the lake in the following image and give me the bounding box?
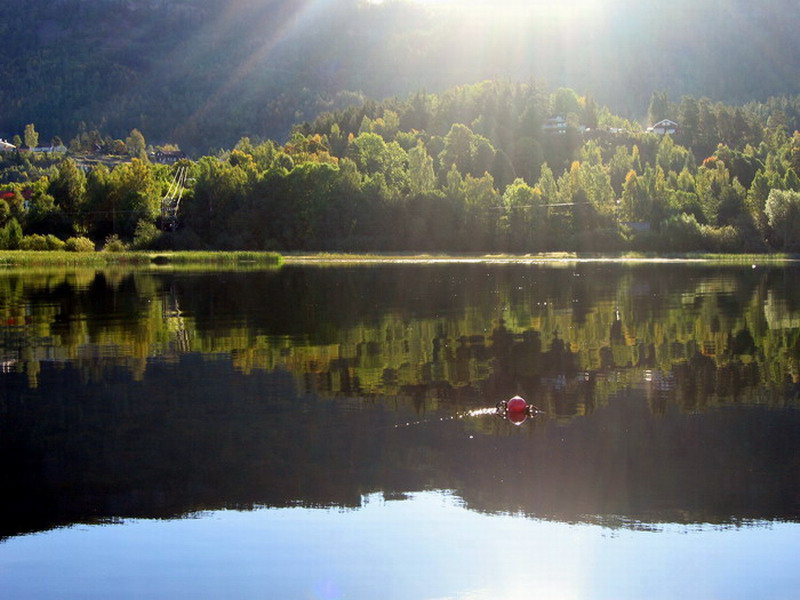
[1,260,800,599]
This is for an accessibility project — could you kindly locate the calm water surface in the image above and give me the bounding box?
[1,262,800,599]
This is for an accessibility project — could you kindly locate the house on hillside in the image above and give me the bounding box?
[30,144,67,154]
[0,139,16,152]
[647,119,679,135]
[152,149,186,164]
[543,115,568,134]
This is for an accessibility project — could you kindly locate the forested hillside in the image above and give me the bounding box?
[3,80,800,254]
[2,0,800,152]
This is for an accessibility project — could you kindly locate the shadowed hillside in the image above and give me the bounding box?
[2,0,800,151]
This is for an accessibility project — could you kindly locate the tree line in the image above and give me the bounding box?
[3,80,800,253]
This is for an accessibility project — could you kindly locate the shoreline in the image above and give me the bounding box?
[2,250,799,268]
[280,252,800,265]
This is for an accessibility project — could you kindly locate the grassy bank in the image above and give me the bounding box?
[2,250,798,269]
[0,250,284,267]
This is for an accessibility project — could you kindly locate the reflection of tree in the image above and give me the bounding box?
[4,264,800,540]
[2,264,800,415]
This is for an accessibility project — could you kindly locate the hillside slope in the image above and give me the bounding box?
[1,0,799,152]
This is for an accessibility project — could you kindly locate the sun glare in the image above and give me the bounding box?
[406,0,601,8]
[394,0,606,23]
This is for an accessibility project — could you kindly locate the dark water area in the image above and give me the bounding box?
[2,262,800,598]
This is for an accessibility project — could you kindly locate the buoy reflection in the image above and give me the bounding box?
[495,395,543,426]
[395,397,544,430]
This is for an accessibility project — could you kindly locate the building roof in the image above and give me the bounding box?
[647,119,679,134]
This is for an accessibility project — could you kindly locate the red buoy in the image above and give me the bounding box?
[506,395,528,413]
[507,410,528,425]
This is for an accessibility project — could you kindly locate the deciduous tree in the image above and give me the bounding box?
[23,124,38,150]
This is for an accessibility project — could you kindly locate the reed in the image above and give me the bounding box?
[0,250,283,267]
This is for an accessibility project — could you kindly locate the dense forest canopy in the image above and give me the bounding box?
[3,0,800,151]
[3,79,800,253]
[3,2,800,253]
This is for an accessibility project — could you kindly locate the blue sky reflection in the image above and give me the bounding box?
[1,491,798,600]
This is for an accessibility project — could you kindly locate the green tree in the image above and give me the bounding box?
[461,173,499,250]
[2,218,23,249]
[328,123,348,157]
[490,149,516,191]
[351,132,408,197]
[578,140,603,166]
[575,160,615,217]
[49,159,87,219]
[677,96,700,150]
[696,161,740,226]
[408,141,436,196]
[608,145,634,196]
[765,111,789,153]
[746,170,770,223]
[125,129,147,159]
[184,157,248,245]
[269,162,342,249]
[791,132,800,175]
[583,95,599,130]
[351,132,388,174]
[784,168,800,191]
[23,123,39,149]
[648,91,670,126]
[440,123,477,176]
[472,137,496,178]
[620,171,648,223]
[24,179,63,235]
[0,199,9,227]
[696,98,719,159]
[765,189,800,250]
[372,110,400,141]
[512,137,544,184]
[501,178,544,251]
[536,163,559,205]
[535,163,564,241]
[84,164,112,236]
[551,88,581,117]
[656,134,692,173]
[102,159,160,238]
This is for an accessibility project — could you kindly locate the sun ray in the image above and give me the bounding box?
[176,0,339,141]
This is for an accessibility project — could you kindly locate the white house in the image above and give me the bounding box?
[543,115,568,134]
[647,119,679,135]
